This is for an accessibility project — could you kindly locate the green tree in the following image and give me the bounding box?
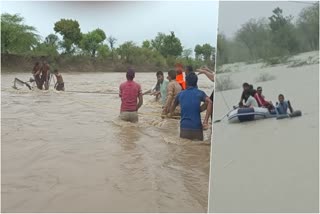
[182,48,193,60]
[201,43,214,61]
[44,34,59,46]
[194,44,202,60]
[33,33,60,58]
[117,41,138,63]
[151,32,183,58]
[235,18,271,60]
[142,40,152,49]
[1,13,39,54]
[32,43,59,58]
[151,32,182,58]
[268,7,299,55]
[107,36,117,60]
[161,31,183,57]
[97,44,110,58]
[151,33,165,52]
[80,28,106,57]
[54,19,82,54]
[216,33,229,65]
[296,2,319,51]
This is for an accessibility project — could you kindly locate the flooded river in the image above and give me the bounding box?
[209,52,319,212]
[1,72,213,212]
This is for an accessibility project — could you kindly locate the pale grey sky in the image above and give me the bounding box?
[1,1,219,51]
[218,1,314,38]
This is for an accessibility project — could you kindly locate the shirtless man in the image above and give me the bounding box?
[40,59,51,90]
[32,62,43,89]
[53,69,65,91]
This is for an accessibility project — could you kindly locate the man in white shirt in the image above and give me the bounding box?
[243,90,258,108]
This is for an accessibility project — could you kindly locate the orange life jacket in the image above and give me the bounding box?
[176,73,186,90]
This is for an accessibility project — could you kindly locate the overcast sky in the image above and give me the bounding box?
[1,1,219,51]
[218,1,315,38]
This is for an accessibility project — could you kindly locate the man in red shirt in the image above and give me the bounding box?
[254,86,274,111]
[119,68,143,123]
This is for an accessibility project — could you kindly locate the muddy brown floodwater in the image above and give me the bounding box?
[209,51,319,213]
[1,72,213,213]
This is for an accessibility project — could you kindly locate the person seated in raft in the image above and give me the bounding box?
[239,83,256,107]
[53,69,65,91]
[119,69,143,123]
[142,71,161,101]
[254,86,274,111]
[169,73,212,141]
[162,70,182,117]
[249,84,257,95]
[275,94,293,115]
[243,89,259,108]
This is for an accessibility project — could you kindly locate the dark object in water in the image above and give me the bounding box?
[276,110,302,120]
[13,78,32,90]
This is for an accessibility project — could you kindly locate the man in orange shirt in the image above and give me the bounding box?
[174,63,186,90]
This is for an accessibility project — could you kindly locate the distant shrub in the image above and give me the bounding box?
[255,72,276,82]
[216,66,232,74]
[114,64,128,73]
[264,56,289,66]
[288,56,319,67]
[215,75,237,91]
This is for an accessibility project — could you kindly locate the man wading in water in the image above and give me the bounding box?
[142,71,162,101]
[32,62,43,89]
[119,69,143,123]
[162,70,182,117]
[53,69,65,91]
[175,63,186,90]
[170,72,212,141]
[40,58,51,90]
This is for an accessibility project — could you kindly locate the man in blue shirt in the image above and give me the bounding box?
[169,72,212,141]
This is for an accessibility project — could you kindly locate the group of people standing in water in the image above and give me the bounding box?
[238,82,294,115]
[119,63,215,141]
[26,59,214,141]
[31,57,65,91]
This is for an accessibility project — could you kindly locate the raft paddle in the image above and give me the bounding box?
[214,105,238,123]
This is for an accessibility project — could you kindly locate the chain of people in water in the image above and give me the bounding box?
[13,59,215,142]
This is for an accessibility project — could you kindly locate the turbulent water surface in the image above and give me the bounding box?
[209,51,319,212]
[1,72,213,213]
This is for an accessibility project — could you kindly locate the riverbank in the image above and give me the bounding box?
[1,53,168,73]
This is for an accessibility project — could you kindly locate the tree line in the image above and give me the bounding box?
[1,14,215,69]
[216,3,319,66]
